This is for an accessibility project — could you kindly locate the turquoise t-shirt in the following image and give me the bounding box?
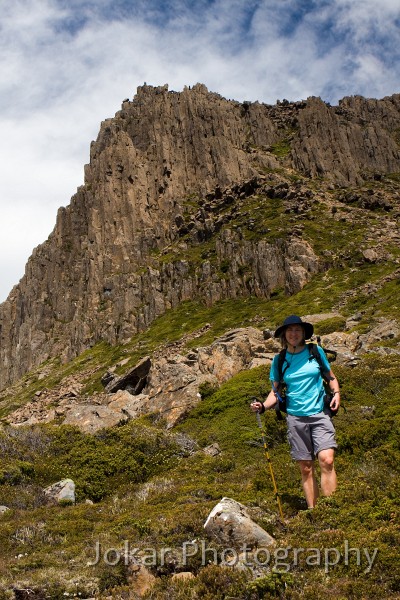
[270,345,331,417]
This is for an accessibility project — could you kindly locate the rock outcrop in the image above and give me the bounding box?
[6,314,399,433]
[7,327,276,431]
[1,84,400,390]
[292,95,400,185]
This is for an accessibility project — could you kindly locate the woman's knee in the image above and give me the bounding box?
[298,460,314,476]
[318,449,335,469]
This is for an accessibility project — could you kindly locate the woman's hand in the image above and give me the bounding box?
[250,401,265,413]
[330,391,340,411]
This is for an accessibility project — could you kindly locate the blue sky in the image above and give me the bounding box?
[0,0,399,302]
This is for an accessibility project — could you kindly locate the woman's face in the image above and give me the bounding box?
[285,324,304,347]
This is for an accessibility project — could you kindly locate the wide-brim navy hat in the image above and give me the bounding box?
[274,315,314,339]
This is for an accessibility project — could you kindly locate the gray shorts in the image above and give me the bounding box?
[286,412,337,461]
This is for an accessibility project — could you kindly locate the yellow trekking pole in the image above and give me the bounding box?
[255,410,284,521]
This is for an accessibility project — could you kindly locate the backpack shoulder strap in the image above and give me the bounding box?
[308,343,334,382]
[275,349,287,420]
[277,348,287,383]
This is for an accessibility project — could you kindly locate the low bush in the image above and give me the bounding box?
[315,316,347,335]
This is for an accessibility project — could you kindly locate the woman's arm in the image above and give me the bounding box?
[250,382,280,413]
[327,369,340,411]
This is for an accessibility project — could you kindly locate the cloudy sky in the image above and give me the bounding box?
[1,0,399,302]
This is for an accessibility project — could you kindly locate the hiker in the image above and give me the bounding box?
[251,315,340,509]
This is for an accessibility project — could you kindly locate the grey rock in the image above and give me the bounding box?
[44,479,75,504]
[362,248,379,263]
[360,405,375,415]
[203,443,221,456]
[358,319,400,347]
[63,403,130,433]
[204,497,275,550]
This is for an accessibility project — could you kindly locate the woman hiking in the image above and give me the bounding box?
[251,315,340,509]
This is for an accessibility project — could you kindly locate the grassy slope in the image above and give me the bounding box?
[0,358,398,599]
[0,173,399,598]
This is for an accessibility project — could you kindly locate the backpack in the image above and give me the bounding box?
[275,342,338,420]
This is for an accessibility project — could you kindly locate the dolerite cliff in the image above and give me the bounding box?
[1,84,400,389]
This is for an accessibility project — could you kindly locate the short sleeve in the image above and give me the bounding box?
[317,346,331,372]
[270,354,279,382]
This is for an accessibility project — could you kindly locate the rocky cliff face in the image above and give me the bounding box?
[1,84,400,389]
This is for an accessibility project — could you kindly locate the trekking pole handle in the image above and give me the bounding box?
[250,396,265,415]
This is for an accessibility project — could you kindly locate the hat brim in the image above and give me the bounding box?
[274,322,314,339]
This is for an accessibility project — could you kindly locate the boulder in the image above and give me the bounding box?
[171,572,195,581]
[44,479,75,504]
[203,443,222,457]
[107,390,150,419]
[204,497,275,550]
[127,564,156,597]
[362,248,379,263]
[63,404,130,433]
[197,327,270,382]
[320,331,361,365]
[302,312,343,324]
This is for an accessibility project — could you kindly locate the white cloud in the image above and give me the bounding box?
[0,0,399,301]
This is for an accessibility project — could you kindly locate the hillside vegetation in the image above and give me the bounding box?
[1,170,399,415]
[0,352,399,599]
[0,169,399,598]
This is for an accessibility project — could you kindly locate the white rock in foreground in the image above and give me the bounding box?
[204,497,275,549]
